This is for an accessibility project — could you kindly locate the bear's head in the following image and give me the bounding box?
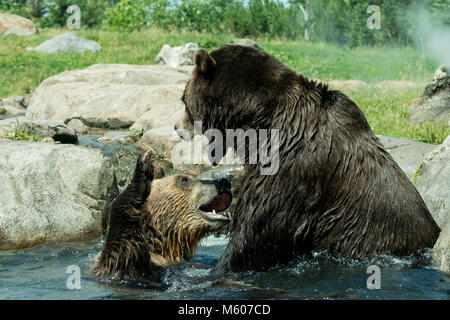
[143,175,232,261]
[180,45,296,134]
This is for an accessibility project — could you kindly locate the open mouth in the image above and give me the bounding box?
[199,192,232,223]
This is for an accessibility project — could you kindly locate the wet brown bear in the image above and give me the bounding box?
[93,150,232,283]
[180,45,441,272]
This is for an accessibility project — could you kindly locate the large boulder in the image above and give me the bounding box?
[414,136,450,272]
[0,95,29,117]
[4,26,31,36]
[0,141,118,249]
[0,116,78,143]
[0,13,37,35]
[406,66,450,126]
[131,103,185,132]
[377,135,436,180]
[27,33,101,54]
[155,43,199,68]
[26,64,189,129]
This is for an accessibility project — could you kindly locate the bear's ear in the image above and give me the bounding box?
[194,49,216,76]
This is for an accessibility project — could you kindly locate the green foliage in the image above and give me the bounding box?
[3,0,448,46]
[147,0,303,39]
[129,129,143,142]
[5,118,42,142]
[411,165,421,184]
[0,0,32,19]
[2,28,448,145]
[102,0,149,32]
[39,0,109,28]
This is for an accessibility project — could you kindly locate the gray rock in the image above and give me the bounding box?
[28,33,101,54]
[97,130,133,144]
[131,103,185,132]
[230,39,262,50]
[67,118,88,134]
[155,43,199,68]
[377,135,436,180]
[64,117,134,130]
[4,26,31,36]
[0,105,25,116]
[26,64,187,129]
[0,95,27,117]
[0,141,118,249]
[406,66,450,126]
[0,116,78,143]
[414,135,450,272]
[139,125,180,155]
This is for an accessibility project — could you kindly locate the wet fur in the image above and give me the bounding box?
[92,152,163,282]
[93,151,229,282]
[182,45,441,272]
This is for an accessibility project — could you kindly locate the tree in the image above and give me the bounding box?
[291,0,315,41]
[27,0,44,18]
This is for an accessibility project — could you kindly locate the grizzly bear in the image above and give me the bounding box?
[93,150,232,283]
[180,45,441,272]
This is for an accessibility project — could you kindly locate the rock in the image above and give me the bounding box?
[65,117,134,130]
[40,137,55,143]
[155,43,199,68]
[77,134,143,192]
[131,103,185,132]
[0,13,37,35]
[414,135,450,272]
[0,141,118,249]
[97,131,133,144]
[376,135,436,180]
[27,33,101,54]
[4,26,31,36]
[67,118,88,134]
[0,116,78,143]
[26,64,187,129]
[0,95,27,116]
[406,66,450,126]
[0,105,25,116]
[230,39,261,50]
[139,125,181,155]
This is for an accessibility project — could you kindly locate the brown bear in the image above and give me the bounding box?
[92,150,232,283]
[180,45,441,272]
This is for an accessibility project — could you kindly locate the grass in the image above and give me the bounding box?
[344,87,449,144]
[0,28,448,144]
[4,118,42,142]
[411,165,422,185]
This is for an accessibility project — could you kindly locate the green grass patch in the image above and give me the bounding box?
[343,87,449,144]
[0,28,447,144]
[4,118,42,142]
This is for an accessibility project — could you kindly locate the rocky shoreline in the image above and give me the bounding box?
[0,62,448,273]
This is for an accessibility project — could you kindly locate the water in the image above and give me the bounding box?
[0,235,448,300]
[1,134,447,299]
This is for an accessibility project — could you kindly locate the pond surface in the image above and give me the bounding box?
[1,134,447,300]
[0,235,448,300]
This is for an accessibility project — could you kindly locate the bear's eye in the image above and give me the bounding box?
[179,176,191,184]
